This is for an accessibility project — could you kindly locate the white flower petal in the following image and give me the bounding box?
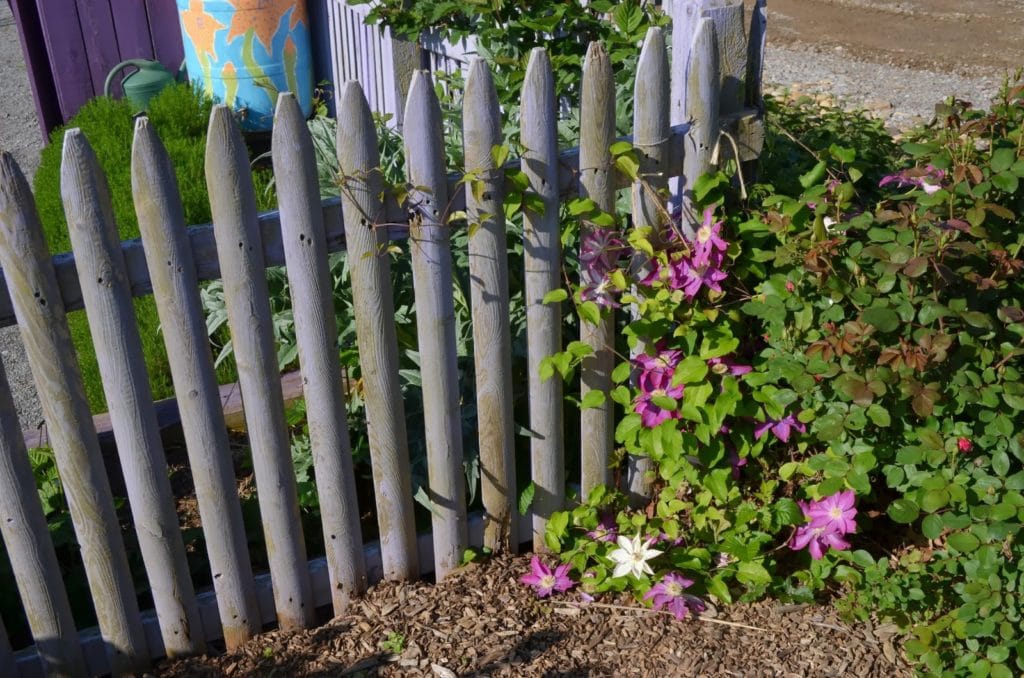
[612,562,632,579]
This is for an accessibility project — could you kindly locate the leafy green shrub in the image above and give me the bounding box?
[537,78,1024,675]
[31,83,274,411]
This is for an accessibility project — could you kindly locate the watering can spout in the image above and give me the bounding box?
[105,59,186,110]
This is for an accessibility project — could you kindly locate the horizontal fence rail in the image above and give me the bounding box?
[0,1,766,673]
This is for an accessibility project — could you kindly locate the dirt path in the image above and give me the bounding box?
[761,0,1023,77]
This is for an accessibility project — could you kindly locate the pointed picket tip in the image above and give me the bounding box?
[0,150,33,211]
[465,57,498,110]
[403,70,440,136]
[132,115,160,157]
[583,41,611,76]
[525,47,552,84]
[637,26,666,74]
[336,82,379,169]
[206,104,243,165]
[274,91,303,128]
[337,81,371,123]
[464,58,501,174]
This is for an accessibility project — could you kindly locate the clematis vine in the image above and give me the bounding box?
[789,491,858,560]
[643,573,706,620]
[520,556,574,598]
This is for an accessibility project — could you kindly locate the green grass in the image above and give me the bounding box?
[31,84,274,412]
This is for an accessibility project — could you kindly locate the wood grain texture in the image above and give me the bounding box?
[463,58,517,553]
[61,130,204,658]
[273,93,367,613]
[0,358,85,676]
[667,0,701,210]
[578,41,616,496]
[206,106,314,631]
[335,82,419,582]
[627,28,672,504]
[521,49,564,550]
[701,0,748,115]
[131,117,261,650]
[681,18,721,232]
[0,152,147,675]
[746,0,767,110]
[403,71,469,580]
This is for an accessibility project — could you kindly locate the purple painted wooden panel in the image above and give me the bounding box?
[8,0,61,138]
[33,0,94,122]
[145,0,184,67]
[111,0,154,61]
[76,0,120,98]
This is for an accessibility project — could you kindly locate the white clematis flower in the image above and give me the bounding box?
[608,532,662,579]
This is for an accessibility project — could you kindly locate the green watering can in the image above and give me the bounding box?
[104,59,186,110]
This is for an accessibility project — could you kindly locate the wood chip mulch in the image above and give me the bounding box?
[153,553,910,677]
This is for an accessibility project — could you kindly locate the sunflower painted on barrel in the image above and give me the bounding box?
[177,0,313,131]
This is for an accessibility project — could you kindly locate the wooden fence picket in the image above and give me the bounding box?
[627,28,671,504]
[404,71,469,580]
[578,41,617,495]
[272,93,367,613]
[682,18,721,230]
[746,0,768,111]
[521,48,565,549]
[206,105,314,631]
[463,58,518,553]
[131,117,261,650]
[701,0,748,117]
[0,151,147,675]
[335,82,419,582]
[0,357,84,676]
[61,130,204,658]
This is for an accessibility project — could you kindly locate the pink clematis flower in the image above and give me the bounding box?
[678,249,728,299]
[879,165,946,195]
[692,208,728,267]
[790,523,852,560]
[754,413,806,443]
[634,369,685,428]
[707,355,752,376]
[643,573,706,620]
[520,556,574,598]
[804,490,857,534]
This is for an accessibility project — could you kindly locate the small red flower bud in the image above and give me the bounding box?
[957,437,972,453]
[786,280,795,292]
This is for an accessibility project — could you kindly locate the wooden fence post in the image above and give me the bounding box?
[578,41,616,495]
[0,358,84,676]
[681,18,721,230]
[335,82,419,582]
[701,0,748,118]
[521,48,564,550]
[61,130,204,658]
[131,117,261,650]
[627,27,671,505]
[403,71,469,580]
[0,151,147,675]
[206,105,314,631]
[668,0,702,211]
[746,0,767,112]
[463,58,517,553]
[272,93,367,613]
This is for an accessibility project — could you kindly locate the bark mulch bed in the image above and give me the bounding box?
[154,553,910,677]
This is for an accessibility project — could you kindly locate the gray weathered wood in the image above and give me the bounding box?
[131,117,261,650]
[335,82,419,582]
[403,71,469,580]
[0,358,84,677]
[0,151,147,675]
[273,93,367,613]
[578,41,616,496]
[681,18,721,231]
[668,0,702,210]
[628,28,671,504]
[206,105,314,631]
[702,0,748,115]
[61,130,204,659]
[746,0,767,111]
[521,48,564,550]
[463,58,517,553]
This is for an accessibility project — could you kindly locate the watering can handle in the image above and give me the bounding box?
[104,59,158,98]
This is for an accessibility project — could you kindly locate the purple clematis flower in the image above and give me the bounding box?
[790,523,852,560]
[520,556,574,598]
[586,515,618,543]
[692,208,728,267]
[678,249,728,300]
[754,413,806,443]
[804,490,857,534]
[643,573,706,620]
[634,369,685,428]
[707,355,752,376]
[879,164,946,195]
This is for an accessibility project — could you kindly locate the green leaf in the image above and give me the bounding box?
[580,390,606,409]
[866,404,891,427]
[612,361,632,383]
[518,482,536,516]
[736,561,772,586]
[991,148,1017,173]
[542,289,568,304]
[961,311,993,329]
[992,171,1019,194]
[799,160,827,189]
[707,575,733,604]
[578,301,601,325]
[947,531,980,553]
[887,499,920,524]
[862,307,900,333]
[673,356,709,384]
[921,514,943,540]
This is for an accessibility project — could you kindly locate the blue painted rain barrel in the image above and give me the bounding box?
[177,0,313,131]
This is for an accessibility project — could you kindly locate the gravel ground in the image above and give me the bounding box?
[0,1,1020,436]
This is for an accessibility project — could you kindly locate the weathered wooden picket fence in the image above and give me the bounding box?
[0,1,765,675]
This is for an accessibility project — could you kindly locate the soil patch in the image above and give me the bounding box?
[155,553,909,677]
